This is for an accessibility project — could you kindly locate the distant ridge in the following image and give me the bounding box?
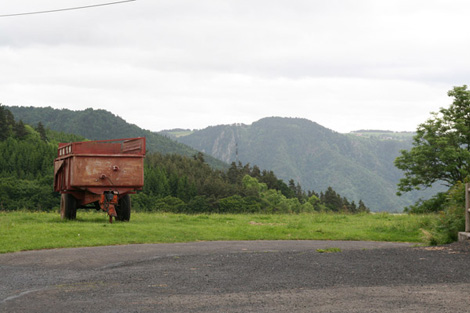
[6,106,227,169]
[166,117,439,212]
[9,105,440,211]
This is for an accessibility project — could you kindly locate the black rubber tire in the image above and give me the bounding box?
[116,194,131,222]
[60,193,77,220]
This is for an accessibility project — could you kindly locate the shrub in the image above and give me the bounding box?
[404,192,447,213]
[423,181,466,244]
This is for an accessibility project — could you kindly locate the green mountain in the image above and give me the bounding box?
[165,117,439,212]
[6,106,226,169]
[7,106,440,212]
[1,105,364,214]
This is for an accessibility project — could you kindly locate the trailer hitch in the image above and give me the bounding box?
[100,191,118,223]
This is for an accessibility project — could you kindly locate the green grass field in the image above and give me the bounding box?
[0,211,438,254]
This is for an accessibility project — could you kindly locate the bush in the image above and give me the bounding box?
[154,196,187,213]
[0,176,59,211]
[187,196,213,213]
[217,195,262,213]
[404,192,447,213]
[423,181,466,245]
[132,193,157,212]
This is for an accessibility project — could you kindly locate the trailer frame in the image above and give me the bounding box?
[54,137,145,222]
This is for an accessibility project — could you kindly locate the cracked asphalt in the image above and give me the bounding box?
[1,240,470,312]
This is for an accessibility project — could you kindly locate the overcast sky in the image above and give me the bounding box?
[1,0,469,133]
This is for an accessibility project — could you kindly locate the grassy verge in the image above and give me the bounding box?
[0,211,438,253]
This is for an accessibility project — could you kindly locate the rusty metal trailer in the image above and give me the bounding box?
[54,137,146,223]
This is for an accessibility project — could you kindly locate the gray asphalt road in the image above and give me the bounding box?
[1,240,470,312]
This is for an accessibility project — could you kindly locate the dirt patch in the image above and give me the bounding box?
[422,240,470,254]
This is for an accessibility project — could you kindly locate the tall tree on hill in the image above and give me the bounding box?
[36,122,47,141]
[0,107,8,141]
[323,186,343,211]
[358,200,368,213]
[0,105,14,140]
[288,179,297,196]
[395,85,470,194]
[14,120,27,139]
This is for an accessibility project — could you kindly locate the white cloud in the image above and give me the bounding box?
[0,0,469,133]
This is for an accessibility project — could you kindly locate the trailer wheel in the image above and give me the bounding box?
[116,194,131,221]
[60,194,77,220]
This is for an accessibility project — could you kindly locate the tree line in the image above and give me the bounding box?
[6,105,227,169]
[0,105,86,211]
[132,153,369,214]
[0,105,369,214]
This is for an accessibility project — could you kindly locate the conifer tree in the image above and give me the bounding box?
[36,122,47,141]
[0,105,11,140]
[14,120,27,139]
[358,200,369,212]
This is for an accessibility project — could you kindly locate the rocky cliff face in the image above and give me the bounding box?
[210,128,239,163]
[175,117,440,212]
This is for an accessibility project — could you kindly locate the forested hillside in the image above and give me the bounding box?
[168,117,440,212]
[0,106,84,210]
[6,106,226,169]
[6,105,432,211]
[1,106,366,214]
[133,155,369,214]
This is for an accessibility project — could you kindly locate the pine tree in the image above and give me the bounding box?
[323,187,343,211]
[0,105,10,141]
[36,122,47,141]
[358,200,369,213]
[342,197,350,212]
[259,170,278,190]
[288,179,296,194]
[350,201,358,213]
[251,165,261,179]
[227,162,240,184]
[14,120,28,140]
[192,152,205,163]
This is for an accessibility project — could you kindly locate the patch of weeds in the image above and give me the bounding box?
[286,222,302,229]
[255,216,272,221]
[216,216,235,222]
[316,247,342,253]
